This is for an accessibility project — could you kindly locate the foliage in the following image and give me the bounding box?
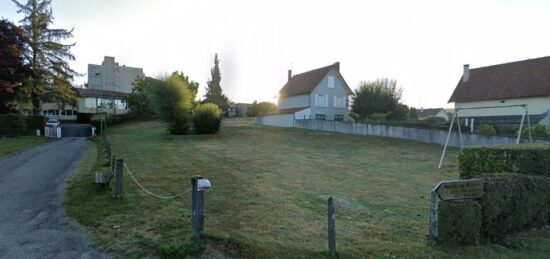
[203,54,229,111]
[388,103,410,120]
[12,0,77,112]
[0,19,29,114]
[351,78,406,120]
[0,114,27,136]
[475,123,497,135]
[157,239,205,258]
[25,115,46,130]
[437,200,482,245]
[247,100,277,117]
[408,108,418,119]
[170,71,199,102]
[458,144,550,179]
[152,76,193,135]
[192,103,222,134]
[125,77,156,116]
[478,173,550,242]
[522,124,550,140]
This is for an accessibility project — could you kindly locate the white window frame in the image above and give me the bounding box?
[328,76,335,88]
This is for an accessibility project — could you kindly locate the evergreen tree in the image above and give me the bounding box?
[13,0,77,114]
[0,19,29,113]
[203,54,229,111]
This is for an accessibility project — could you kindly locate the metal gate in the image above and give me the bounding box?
[60,124,92,137]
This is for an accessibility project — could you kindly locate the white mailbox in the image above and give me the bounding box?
[196,179,211,191]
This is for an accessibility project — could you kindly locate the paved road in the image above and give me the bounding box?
[0,138,106,259]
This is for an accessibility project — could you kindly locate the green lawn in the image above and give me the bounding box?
[65,118,550,258]
[0,136,50,157]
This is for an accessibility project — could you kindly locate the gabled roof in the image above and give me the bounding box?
[76,88,128,98]
[278,62,352,98]
[449,56,550,103]
[417,108,446,118]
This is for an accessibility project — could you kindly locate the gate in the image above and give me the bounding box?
[60,124,92,137]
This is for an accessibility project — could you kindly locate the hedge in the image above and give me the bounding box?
[0,114,46,136]
[90,112,148,135]
[437,199,481,245]
[478,173,550,241]
[458,144,550,179]
[192,103,222,134]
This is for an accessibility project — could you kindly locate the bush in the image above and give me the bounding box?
[475,123,497,135]
[193,103,222,134]
[437,199,481,245]
[90,113,142,135]
[478,173,550,241]
[523,124,550,140]
[458,144,550,179]
[152,77,193,135]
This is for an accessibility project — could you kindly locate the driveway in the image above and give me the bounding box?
[0,138,106,259]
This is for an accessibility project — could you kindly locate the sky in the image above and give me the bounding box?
[2,0,550,108]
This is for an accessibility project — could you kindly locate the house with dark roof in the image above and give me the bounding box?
[278,62,352,120]
[448,57,550,126]
[416,108,449,121]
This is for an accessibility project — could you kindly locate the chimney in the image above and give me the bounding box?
[334,62,340,71]
[463,64,470,82]
[288,69,292,82]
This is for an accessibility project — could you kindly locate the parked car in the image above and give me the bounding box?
[46,119,60,127]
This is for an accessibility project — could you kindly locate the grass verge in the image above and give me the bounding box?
[0,136,50,157]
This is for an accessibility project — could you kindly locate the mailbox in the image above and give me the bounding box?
[196,179,211,191]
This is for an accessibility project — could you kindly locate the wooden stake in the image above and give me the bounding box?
[191,176,205,238]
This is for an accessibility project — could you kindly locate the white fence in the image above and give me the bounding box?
[257,119,541,147]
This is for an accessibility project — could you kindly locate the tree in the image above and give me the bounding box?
[171,71,199,101]
[13,0,78,113]
[126,76,155,116]
[351,78,404,120]
[203,54,229,111]
[0,19,29,114]
[247,101,277,117]
[152,76,193,135]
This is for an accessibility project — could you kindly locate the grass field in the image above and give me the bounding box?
[65,118,550,258]
[0,136,50,157]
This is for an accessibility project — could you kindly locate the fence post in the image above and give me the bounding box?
[328,197,336,257]
[115,159,123,199]
[191,176,205,238]
[111,155,116,173]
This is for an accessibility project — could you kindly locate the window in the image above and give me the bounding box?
[115,99,126,109]
[334,115,344,121]
[333,96,347,108]
[85,98,97,108]
[315,114,326,120]
[315,94,329,107]
[328,76,335,88]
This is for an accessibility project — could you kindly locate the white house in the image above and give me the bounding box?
[448,57,550,126]
[417,108,449,121]
[257,62,352,127]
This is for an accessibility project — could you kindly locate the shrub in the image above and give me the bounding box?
[523,124,550,140]
[0,114,28,136]
[193,103,222,134]
[437,199,481,245]
[475,123,497,135]
[458,144,550,179]
[152,77,193,135]
[478,173,550,241]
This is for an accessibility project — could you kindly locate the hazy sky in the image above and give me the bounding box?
[2,0,550,108]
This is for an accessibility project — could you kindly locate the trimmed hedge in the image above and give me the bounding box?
[90,113,143,135]
[438,199,481,245]
[478,173,550,241]
[459,144,550,179]
[0,114,46,136]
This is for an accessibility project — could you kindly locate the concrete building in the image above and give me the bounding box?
[448,57,550,126]
[87,56,144,93]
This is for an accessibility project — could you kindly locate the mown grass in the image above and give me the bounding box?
[65,118,550,258]
[0,136,50,157]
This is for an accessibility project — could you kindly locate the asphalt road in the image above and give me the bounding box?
[0,138,106,259]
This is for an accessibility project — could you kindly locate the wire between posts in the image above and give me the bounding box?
[123,163,192,199]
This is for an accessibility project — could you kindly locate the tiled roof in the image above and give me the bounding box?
[278,62,352,98]
[76,88,128,98]
[449,56,550,103]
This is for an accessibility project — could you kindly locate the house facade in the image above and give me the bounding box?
[87,56,144,93]
[277,62,352,121]
[448,57,550,126]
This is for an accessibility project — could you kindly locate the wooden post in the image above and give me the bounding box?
[328,197,336,257]
[111,155,116,173]
[191,176,205,238]
[115,159,123,199]
[429,190,439,244]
